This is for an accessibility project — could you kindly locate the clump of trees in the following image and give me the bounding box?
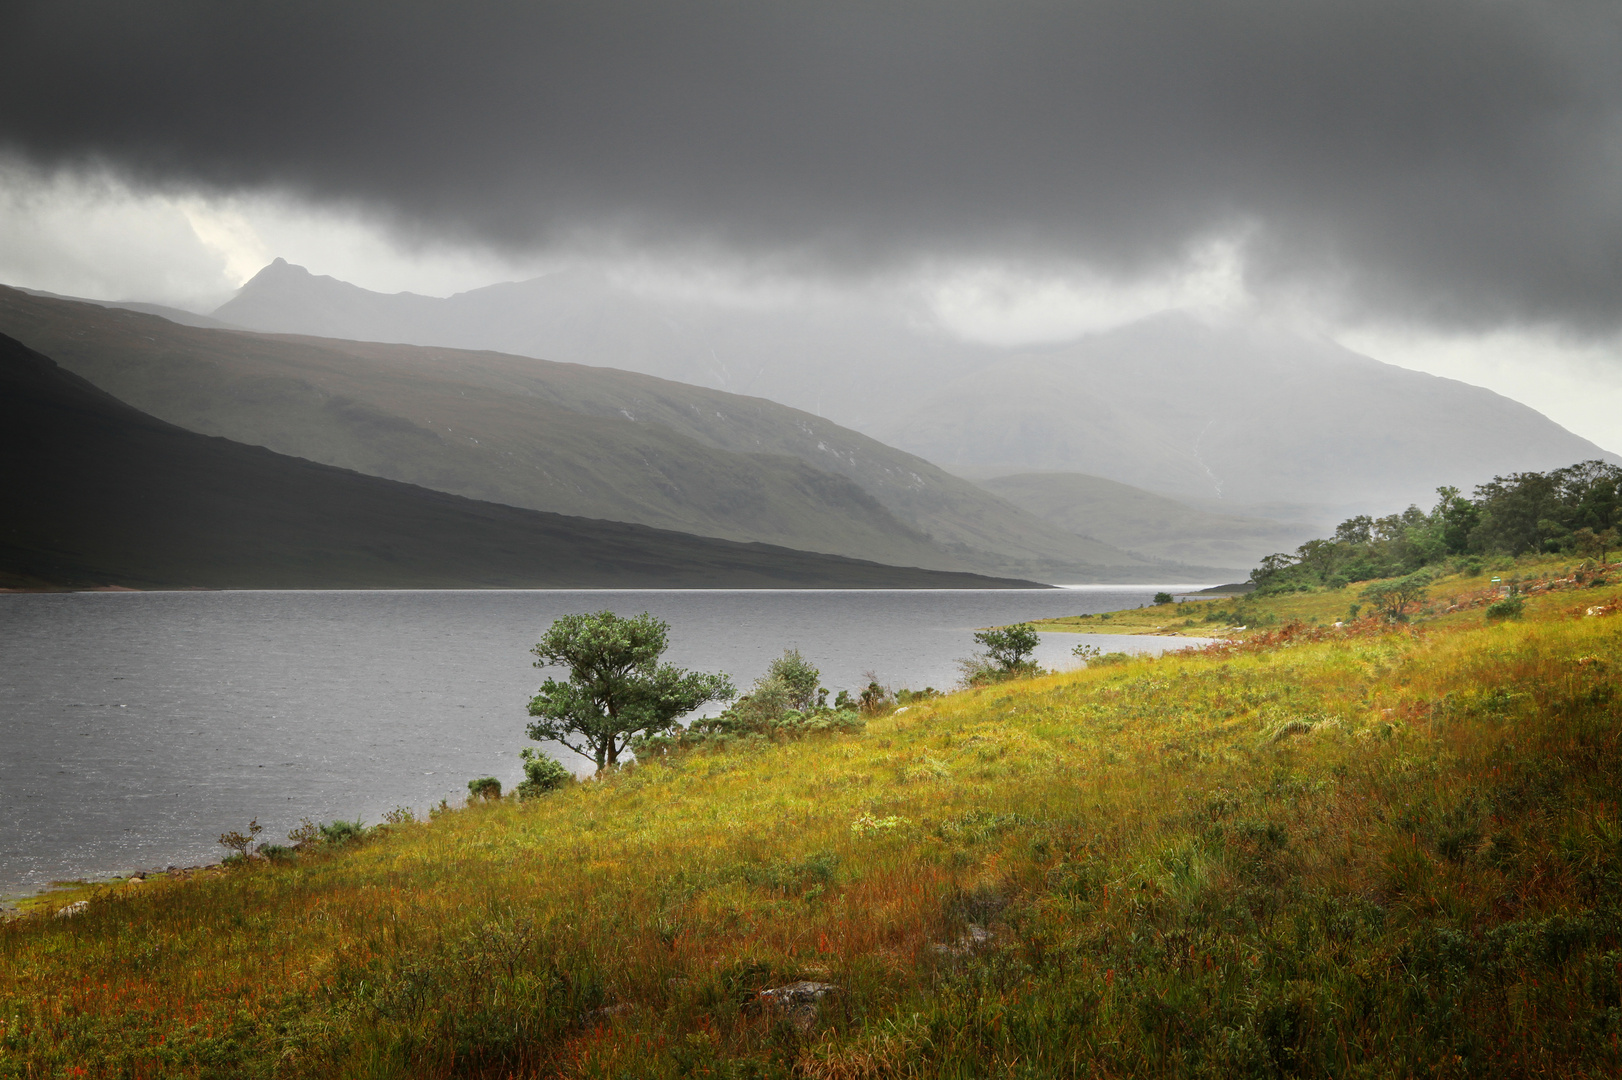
[1250,461,1622,596]
[636,648,865,757]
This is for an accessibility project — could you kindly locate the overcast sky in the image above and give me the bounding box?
[3,0,1621,449]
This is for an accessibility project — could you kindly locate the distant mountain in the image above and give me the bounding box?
[976,473,1321,568]
[209,261,1616,528]
[0,332,1040,590]
[0,287,1197,582]
[884,315,1619,524]
[212,258,997,433]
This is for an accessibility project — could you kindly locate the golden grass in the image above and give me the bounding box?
[3,573,1621,1077]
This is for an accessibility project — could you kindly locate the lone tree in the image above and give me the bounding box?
[527,611,735,772]
[974,622,1041,674]
[1360,571,1432,622]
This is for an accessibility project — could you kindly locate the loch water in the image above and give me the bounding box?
[0,587,1220,893]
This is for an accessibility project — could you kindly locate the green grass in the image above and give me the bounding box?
[4,575,1622,1077]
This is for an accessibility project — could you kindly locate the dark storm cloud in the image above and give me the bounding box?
[2,1,1620,330]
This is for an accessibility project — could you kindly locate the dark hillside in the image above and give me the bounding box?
[0,285,1183,581]
[0,334,1041,590]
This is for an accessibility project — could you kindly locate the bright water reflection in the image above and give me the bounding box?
[0,588,1219,892]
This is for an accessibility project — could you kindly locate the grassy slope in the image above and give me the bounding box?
[0,333,1035,590]
[978,471,1315,569]
[0,286,1185,581]
[5,573,1621,1077]
[1032,554,1586,638]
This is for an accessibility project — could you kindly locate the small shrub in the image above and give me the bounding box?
[467,776,502,801]
[1153,591,1174,605]
[858,675,895,714]
[217,819,263,861]
[850,814,910,838]
[319,819,367,845]
[955,656,1000,686]
[258,844,295,862]
[516,748,572,799]
[632,650,864,758]
[1486,595,1525,621]
[764,648,821,711]
[382,806,417,825]
[896,686,940,705]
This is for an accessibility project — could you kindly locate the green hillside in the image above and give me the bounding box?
[0,333,1036,590]
[0,286,1194,582]
[978,471,1318,567]
[5,567,1620,1076]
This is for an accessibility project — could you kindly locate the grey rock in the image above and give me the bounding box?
[932,924,995,957]
[758,981,840,1032]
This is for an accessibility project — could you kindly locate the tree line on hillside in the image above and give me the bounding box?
[1250,460,1622,595]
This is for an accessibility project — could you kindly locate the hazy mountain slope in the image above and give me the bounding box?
[299,336,1162,575]
[0,333,1037,590]
[882,314,1618,520]
[210,262,1612,530]
[0,287,1175,580]
[978,472,1321,568]
[213,259,996,432]
[15,287,244,330]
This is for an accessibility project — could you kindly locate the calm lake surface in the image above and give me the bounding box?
[0,587,1219,894]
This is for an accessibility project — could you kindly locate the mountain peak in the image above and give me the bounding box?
[240,257,315,286]
[214,260,437,340]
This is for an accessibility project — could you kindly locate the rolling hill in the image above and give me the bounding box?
[0,333,1039,590]
[0,286,1196,582]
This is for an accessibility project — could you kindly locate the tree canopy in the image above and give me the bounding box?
[526,611,734,772]
[1249,461,1622,594]
[975,623,1041,673]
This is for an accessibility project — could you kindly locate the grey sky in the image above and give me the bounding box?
[3,0,1621,334]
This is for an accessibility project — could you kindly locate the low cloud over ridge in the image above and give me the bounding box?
[2,1,1621,333]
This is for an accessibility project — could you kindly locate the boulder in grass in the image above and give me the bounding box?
[757,981,840,1032]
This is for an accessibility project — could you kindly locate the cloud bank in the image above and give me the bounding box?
[2,0,1620,333]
